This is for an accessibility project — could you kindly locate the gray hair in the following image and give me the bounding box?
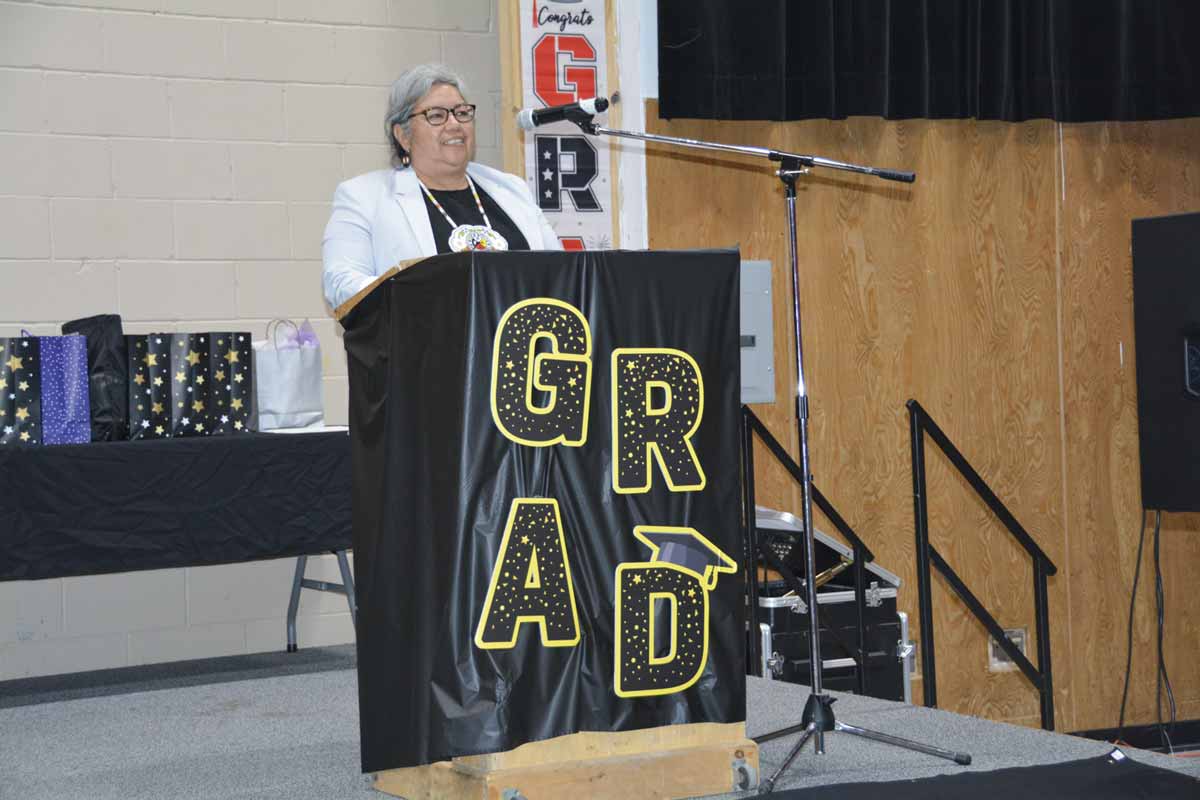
[384,64,469,168]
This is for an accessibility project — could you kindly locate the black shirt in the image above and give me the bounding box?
[422,183,530,254]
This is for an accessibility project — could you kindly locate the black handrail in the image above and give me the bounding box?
[742,406,876,696]
[743,410,876,561]
[907,399,1058,730]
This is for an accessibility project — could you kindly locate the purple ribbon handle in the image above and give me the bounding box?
[269,319,319,350]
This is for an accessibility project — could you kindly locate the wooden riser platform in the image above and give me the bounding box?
[373,722,759,800]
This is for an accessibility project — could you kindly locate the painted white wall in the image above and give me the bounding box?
[0,0,502,679]
[614,0,648,249]
[613,0,657,248]
[640,0,658,98]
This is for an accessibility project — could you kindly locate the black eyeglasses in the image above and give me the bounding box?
[404,104,477,126]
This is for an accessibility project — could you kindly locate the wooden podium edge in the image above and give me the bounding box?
[373,721,758,800]
[333,258,425,322]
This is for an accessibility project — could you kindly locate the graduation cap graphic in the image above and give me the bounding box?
[632,526,738,590]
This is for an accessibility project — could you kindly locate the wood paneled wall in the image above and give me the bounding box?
[645,101,1200,732]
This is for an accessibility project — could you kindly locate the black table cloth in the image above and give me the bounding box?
[0,432,351,581]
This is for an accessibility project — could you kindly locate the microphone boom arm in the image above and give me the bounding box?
[573,120,915,184]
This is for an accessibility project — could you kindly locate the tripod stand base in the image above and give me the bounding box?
[754,695,971,795]
[834,720,971,765]
[753,694,837,745]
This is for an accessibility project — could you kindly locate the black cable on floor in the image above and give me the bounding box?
[1153,510,1176,753]
[1115,509,1148,743]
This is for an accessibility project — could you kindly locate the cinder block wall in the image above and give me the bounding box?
[0,0,500,678]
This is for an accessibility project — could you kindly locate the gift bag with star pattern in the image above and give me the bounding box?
[126,332,255,439]
[38,333,90,445]
[205,332,255,435]
[1,332,90,447]
[0,334,42,446]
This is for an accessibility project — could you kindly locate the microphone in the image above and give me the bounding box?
[516,96,609,130]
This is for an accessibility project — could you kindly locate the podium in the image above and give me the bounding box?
[338,250,756,798]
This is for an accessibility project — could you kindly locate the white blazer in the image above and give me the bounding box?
[322,162,562,309]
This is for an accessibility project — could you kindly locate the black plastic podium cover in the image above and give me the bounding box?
[342,249,744,772]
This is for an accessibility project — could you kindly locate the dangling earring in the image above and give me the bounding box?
[401,153,411,167]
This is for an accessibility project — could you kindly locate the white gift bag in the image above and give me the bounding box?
[253,319,324,430]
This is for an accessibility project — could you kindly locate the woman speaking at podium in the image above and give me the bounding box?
[322,63,562,309]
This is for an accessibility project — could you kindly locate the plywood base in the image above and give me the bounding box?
[373,722,758,800]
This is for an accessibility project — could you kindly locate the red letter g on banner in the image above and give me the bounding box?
[532,33,597,107]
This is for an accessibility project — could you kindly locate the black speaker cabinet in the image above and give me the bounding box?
[1131,212,1200,512]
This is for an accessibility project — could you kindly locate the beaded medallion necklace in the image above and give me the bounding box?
[418,175,509,252]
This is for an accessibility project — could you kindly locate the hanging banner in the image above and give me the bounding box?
[519,0,614,251]
[344,249,745,772]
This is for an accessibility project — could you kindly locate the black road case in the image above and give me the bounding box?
[753,507,916,703]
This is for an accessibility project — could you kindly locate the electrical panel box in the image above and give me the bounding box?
[740,260,775,404]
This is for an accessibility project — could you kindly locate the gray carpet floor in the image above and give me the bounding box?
[1,657,1196,800]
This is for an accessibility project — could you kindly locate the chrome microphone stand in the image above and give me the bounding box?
[569,112,971,794]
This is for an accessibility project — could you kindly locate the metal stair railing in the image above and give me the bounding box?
[907,399,1058,730]
[742,405,878,695]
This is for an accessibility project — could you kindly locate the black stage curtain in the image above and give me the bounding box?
[657,0,1200,122]
[0,432,351,581]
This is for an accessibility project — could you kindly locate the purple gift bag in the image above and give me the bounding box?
[38,334,91,445]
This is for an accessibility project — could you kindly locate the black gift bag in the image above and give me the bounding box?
[0,335,42,446]
[127,332,255,439]
[126,333,176,439]
[62,314,128,441]
[206,332,255,435]
[1,332,91,447]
